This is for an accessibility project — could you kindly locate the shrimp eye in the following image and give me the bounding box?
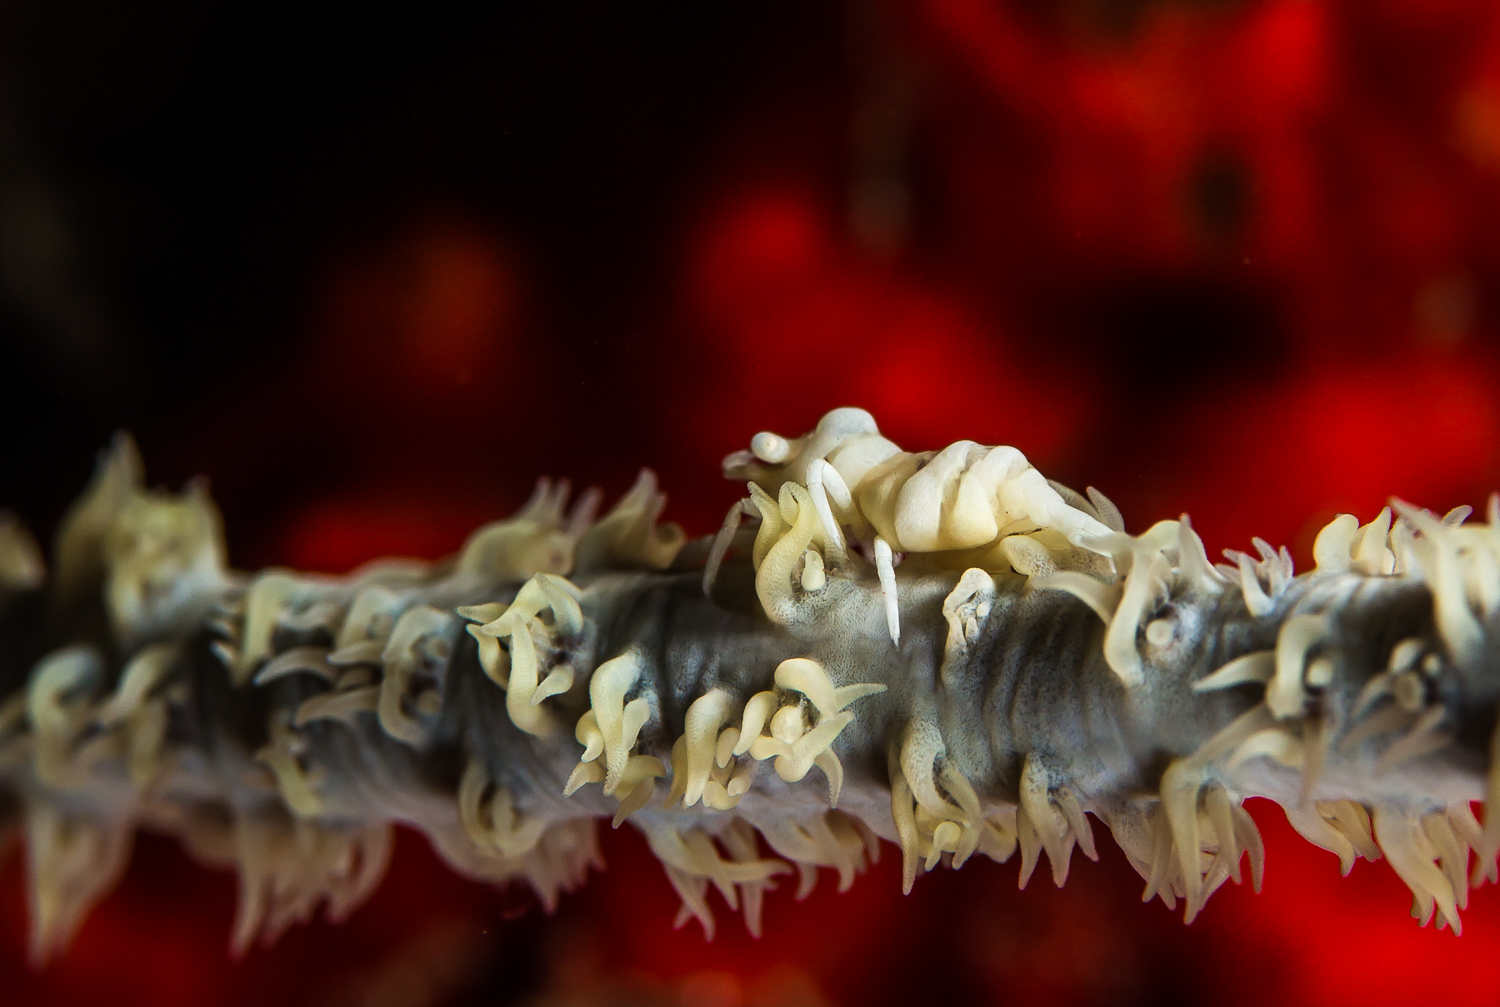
[751,432,790,464]
[1144,617,1175,647]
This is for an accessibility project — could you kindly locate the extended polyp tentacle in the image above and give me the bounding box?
[703,497,756,596]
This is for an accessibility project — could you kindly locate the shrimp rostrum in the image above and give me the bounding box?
[2,407,1500,962]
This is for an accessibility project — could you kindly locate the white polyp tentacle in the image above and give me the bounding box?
[773,657,887,718]
[812,749,845,807]
[1250,538,1290,596]
[1351,506,1396,576]
[573,469,685,572]
[1268,614,1330,718]
[564,760,605,796]
[1465,545,1500,620]
[714,727,739,768]
[746,482,784,570]
[733,692,778,756]
[940,569,995,687]
[680,690,733,808]
[1087,486,1125,533]
[464,623,508,687]
[610,756,665,827]
[873,536,900,646]
[1227,727,1305,772]
[1103,550,1171,688]
[1177,516,1227,593]
[456,476,587,582]
[935,762,985,866]
[253,646,336,687]
[95,643,177,726]
[772,711,854,783]
[376,605,452,747]
[1422,813,1469,911]
[888,761,921,894]
[1159,758,1210,922]
[584,650,650,797]
[1019,754,1075,887]
[1393,500,1484,667]
[1202,786,1242,884]
[754,483,824,625]
[1285,803,1357,875]
[255,711,325,817]
[1193,650,1274,693]
[1234,552,1275,618]
[644,821,790,938]
[1375,705,1451,774]
[1313,513,1359,573]
[535,574,584,636]
[703,497,755,597]
[1319,800,1381,865]
[1031,570,1121,624]
[898,719,955,823]
[234,572,305,685]
[1054,787,1097,862]
[1478,717,1500,879]
[336,585,409,651]
[294,685,380,727]
[1374,805,1462,934]
[458,759,547,859]
[28,646,103,789]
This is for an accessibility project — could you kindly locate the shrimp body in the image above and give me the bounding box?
[714,408,1117,642]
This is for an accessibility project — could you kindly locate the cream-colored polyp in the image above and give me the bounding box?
[727,657,885,805]
[468,574,585,739]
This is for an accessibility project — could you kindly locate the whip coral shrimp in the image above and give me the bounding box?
[709,407,1116,643]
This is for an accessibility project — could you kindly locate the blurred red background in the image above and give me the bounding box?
[3,0,1500,1003]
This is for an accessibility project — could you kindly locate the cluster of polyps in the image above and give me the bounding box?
[461,572,586,739]
[710,408,1118,642]
[458,757,547,860]
[0,438,691,961]
[1155,499,1500,931]
[565,649,666,826]
[565,655,886,822]
[641,818,788,938]
[728,658,886,803]
[0,615,397,961]
[920,462,1500,929]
